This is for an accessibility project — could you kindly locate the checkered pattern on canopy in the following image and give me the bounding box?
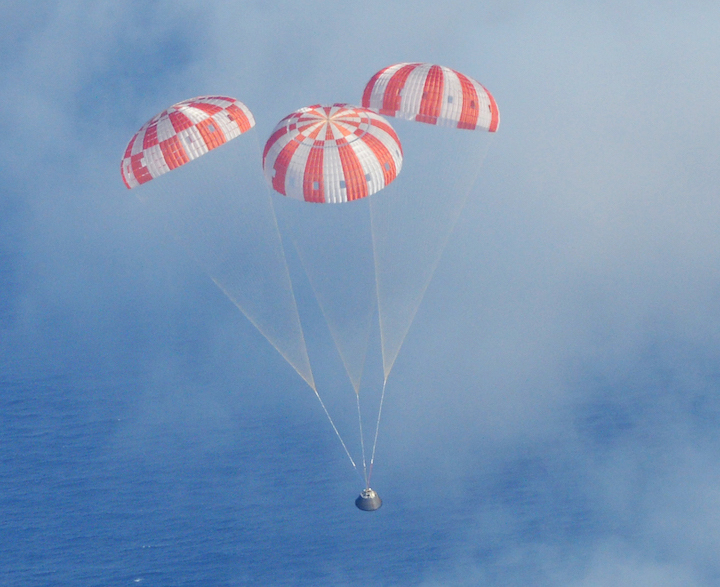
[121,96,255,189]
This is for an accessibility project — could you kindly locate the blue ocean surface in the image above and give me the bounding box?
[1,354,605,587]
[0,374,412,586]
[0,298,489,587]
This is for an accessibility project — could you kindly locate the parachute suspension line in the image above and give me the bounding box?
[288,231,373,485]
[207,277,314,389]
[367,376,389,485]
[356,391,369,488]
[139,134,315,391]
[310,383,365,483]
[252,133,361,482]
[372,138,493,381]
[289,233,374,396]
[250,133,316,391]
[369,203,389,380]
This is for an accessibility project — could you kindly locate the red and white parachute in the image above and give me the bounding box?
[362,63,499,132]
[262,104,403,203]
[121,96,255,189]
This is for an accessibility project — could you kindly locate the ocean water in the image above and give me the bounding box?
[1,339,606,587]
[0,366,452,586]
[0,276,488,587]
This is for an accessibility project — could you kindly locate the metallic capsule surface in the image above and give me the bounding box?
[355,488,382,511]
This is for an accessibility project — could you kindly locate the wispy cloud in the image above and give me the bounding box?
[2,1,720,584]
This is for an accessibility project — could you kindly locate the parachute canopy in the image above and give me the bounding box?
[262,104,403,203]
[121,96,255,189]
[362,63,499,132]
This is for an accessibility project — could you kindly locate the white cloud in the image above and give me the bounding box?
[3,1,720,584]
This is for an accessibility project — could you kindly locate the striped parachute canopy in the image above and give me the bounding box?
[121,96,255,189]
[262,104,403,204]
[362,63,499,132]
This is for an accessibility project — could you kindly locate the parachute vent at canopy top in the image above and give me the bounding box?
[262,104,403,204]
[362,63,499,132]
[121,96,255,189]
